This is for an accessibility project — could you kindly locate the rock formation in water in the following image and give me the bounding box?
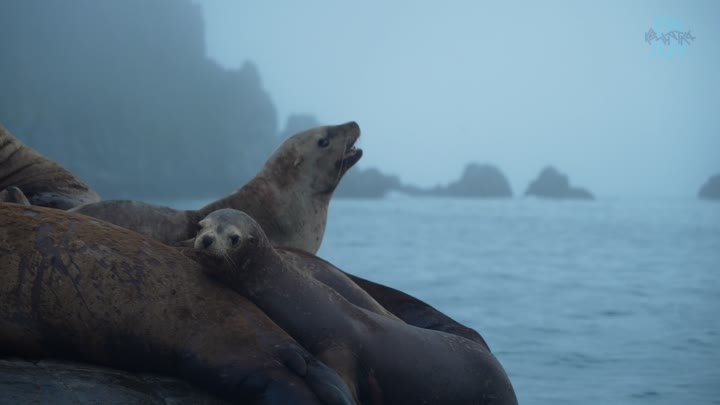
[401,163,513,198]
[698,174,720,200]
[0,0,277,199]
[525,166,594,200]
[335,167,403,198]
[439,163,513,198]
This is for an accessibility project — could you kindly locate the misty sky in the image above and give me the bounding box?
[197,1,719,197]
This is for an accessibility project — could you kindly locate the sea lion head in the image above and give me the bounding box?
[193,208,268,269]
[264,122,363,196]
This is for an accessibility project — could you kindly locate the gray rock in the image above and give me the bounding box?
[525,166,594,200]
[698,174,720,200]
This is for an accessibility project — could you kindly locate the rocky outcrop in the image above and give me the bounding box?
[0,0,278,200]
[439,163,513,198]
[698,174,720,200]
[525,166,594,200]
[402,163,512,198]
[335,167,402,198]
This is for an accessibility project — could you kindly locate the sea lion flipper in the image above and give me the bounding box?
[0,125,100,209]
[304,359,356,405]
[278,348,355,405]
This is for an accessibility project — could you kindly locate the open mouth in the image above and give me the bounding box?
[337,141,363,170]
[332,121,363,171]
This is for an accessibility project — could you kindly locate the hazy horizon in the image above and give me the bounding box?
[197,0,719,198]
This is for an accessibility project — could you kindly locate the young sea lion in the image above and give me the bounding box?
[0,203,355,405]
[0,125,100,209]
[193,209,518,405]
[72,122,362,253]
[194,209,398,319]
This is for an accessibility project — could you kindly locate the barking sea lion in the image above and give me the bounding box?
[72,122,363,254]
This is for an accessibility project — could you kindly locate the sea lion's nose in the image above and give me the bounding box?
[202,235,214,248]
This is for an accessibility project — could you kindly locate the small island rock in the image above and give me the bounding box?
[441,163,513,198]
[525,166,594,200]
[698,174,720,200]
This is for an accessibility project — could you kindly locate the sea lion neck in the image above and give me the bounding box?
[221,236,287,296]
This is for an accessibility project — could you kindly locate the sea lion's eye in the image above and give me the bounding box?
[317,138,329,148]
[229,234,240,246]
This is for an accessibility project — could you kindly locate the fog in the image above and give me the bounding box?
[199,0,720,197]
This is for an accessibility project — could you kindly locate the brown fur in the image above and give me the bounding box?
[0,203,355,405]
[0,125,100,209]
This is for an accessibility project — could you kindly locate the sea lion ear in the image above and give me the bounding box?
[293,155,303,168]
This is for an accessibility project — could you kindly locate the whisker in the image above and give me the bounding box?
[330,136,349,191]
[223,251,239,273]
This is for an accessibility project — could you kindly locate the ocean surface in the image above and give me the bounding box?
[170,196,720,405]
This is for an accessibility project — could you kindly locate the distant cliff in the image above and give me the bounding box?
[0,0,278,199]
[525,166,594,200]
[698,174,720,200]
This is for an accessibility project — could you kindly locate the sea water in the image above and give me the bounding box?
[168,196,720,405]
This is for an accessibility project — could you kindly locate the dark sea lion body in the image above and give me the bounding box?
[196,210,518,405]
[282,247,488,347]
[0,125,100,209]
[0,204,355,405]
[341,272,490,348]
[72,122,363,253]
[0,358,231,405]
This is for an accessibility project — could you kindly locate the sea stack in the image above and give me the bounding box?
[441,163,513,198]
[525,166,594,200]
[698,174,720,200]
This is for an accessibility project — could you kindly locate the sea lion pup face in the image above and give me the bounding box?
[194,208,265,268]
[266,122,363,195]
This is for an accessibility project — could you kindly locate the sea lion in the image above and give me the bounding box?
[0,125,100,209]
[194,209,518,405]
[194,209,398,319]
[0,186,30,205]
[72,122,363,253]
[339,271,490,348]
[195,210,488,347]
[0,203,355,405]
